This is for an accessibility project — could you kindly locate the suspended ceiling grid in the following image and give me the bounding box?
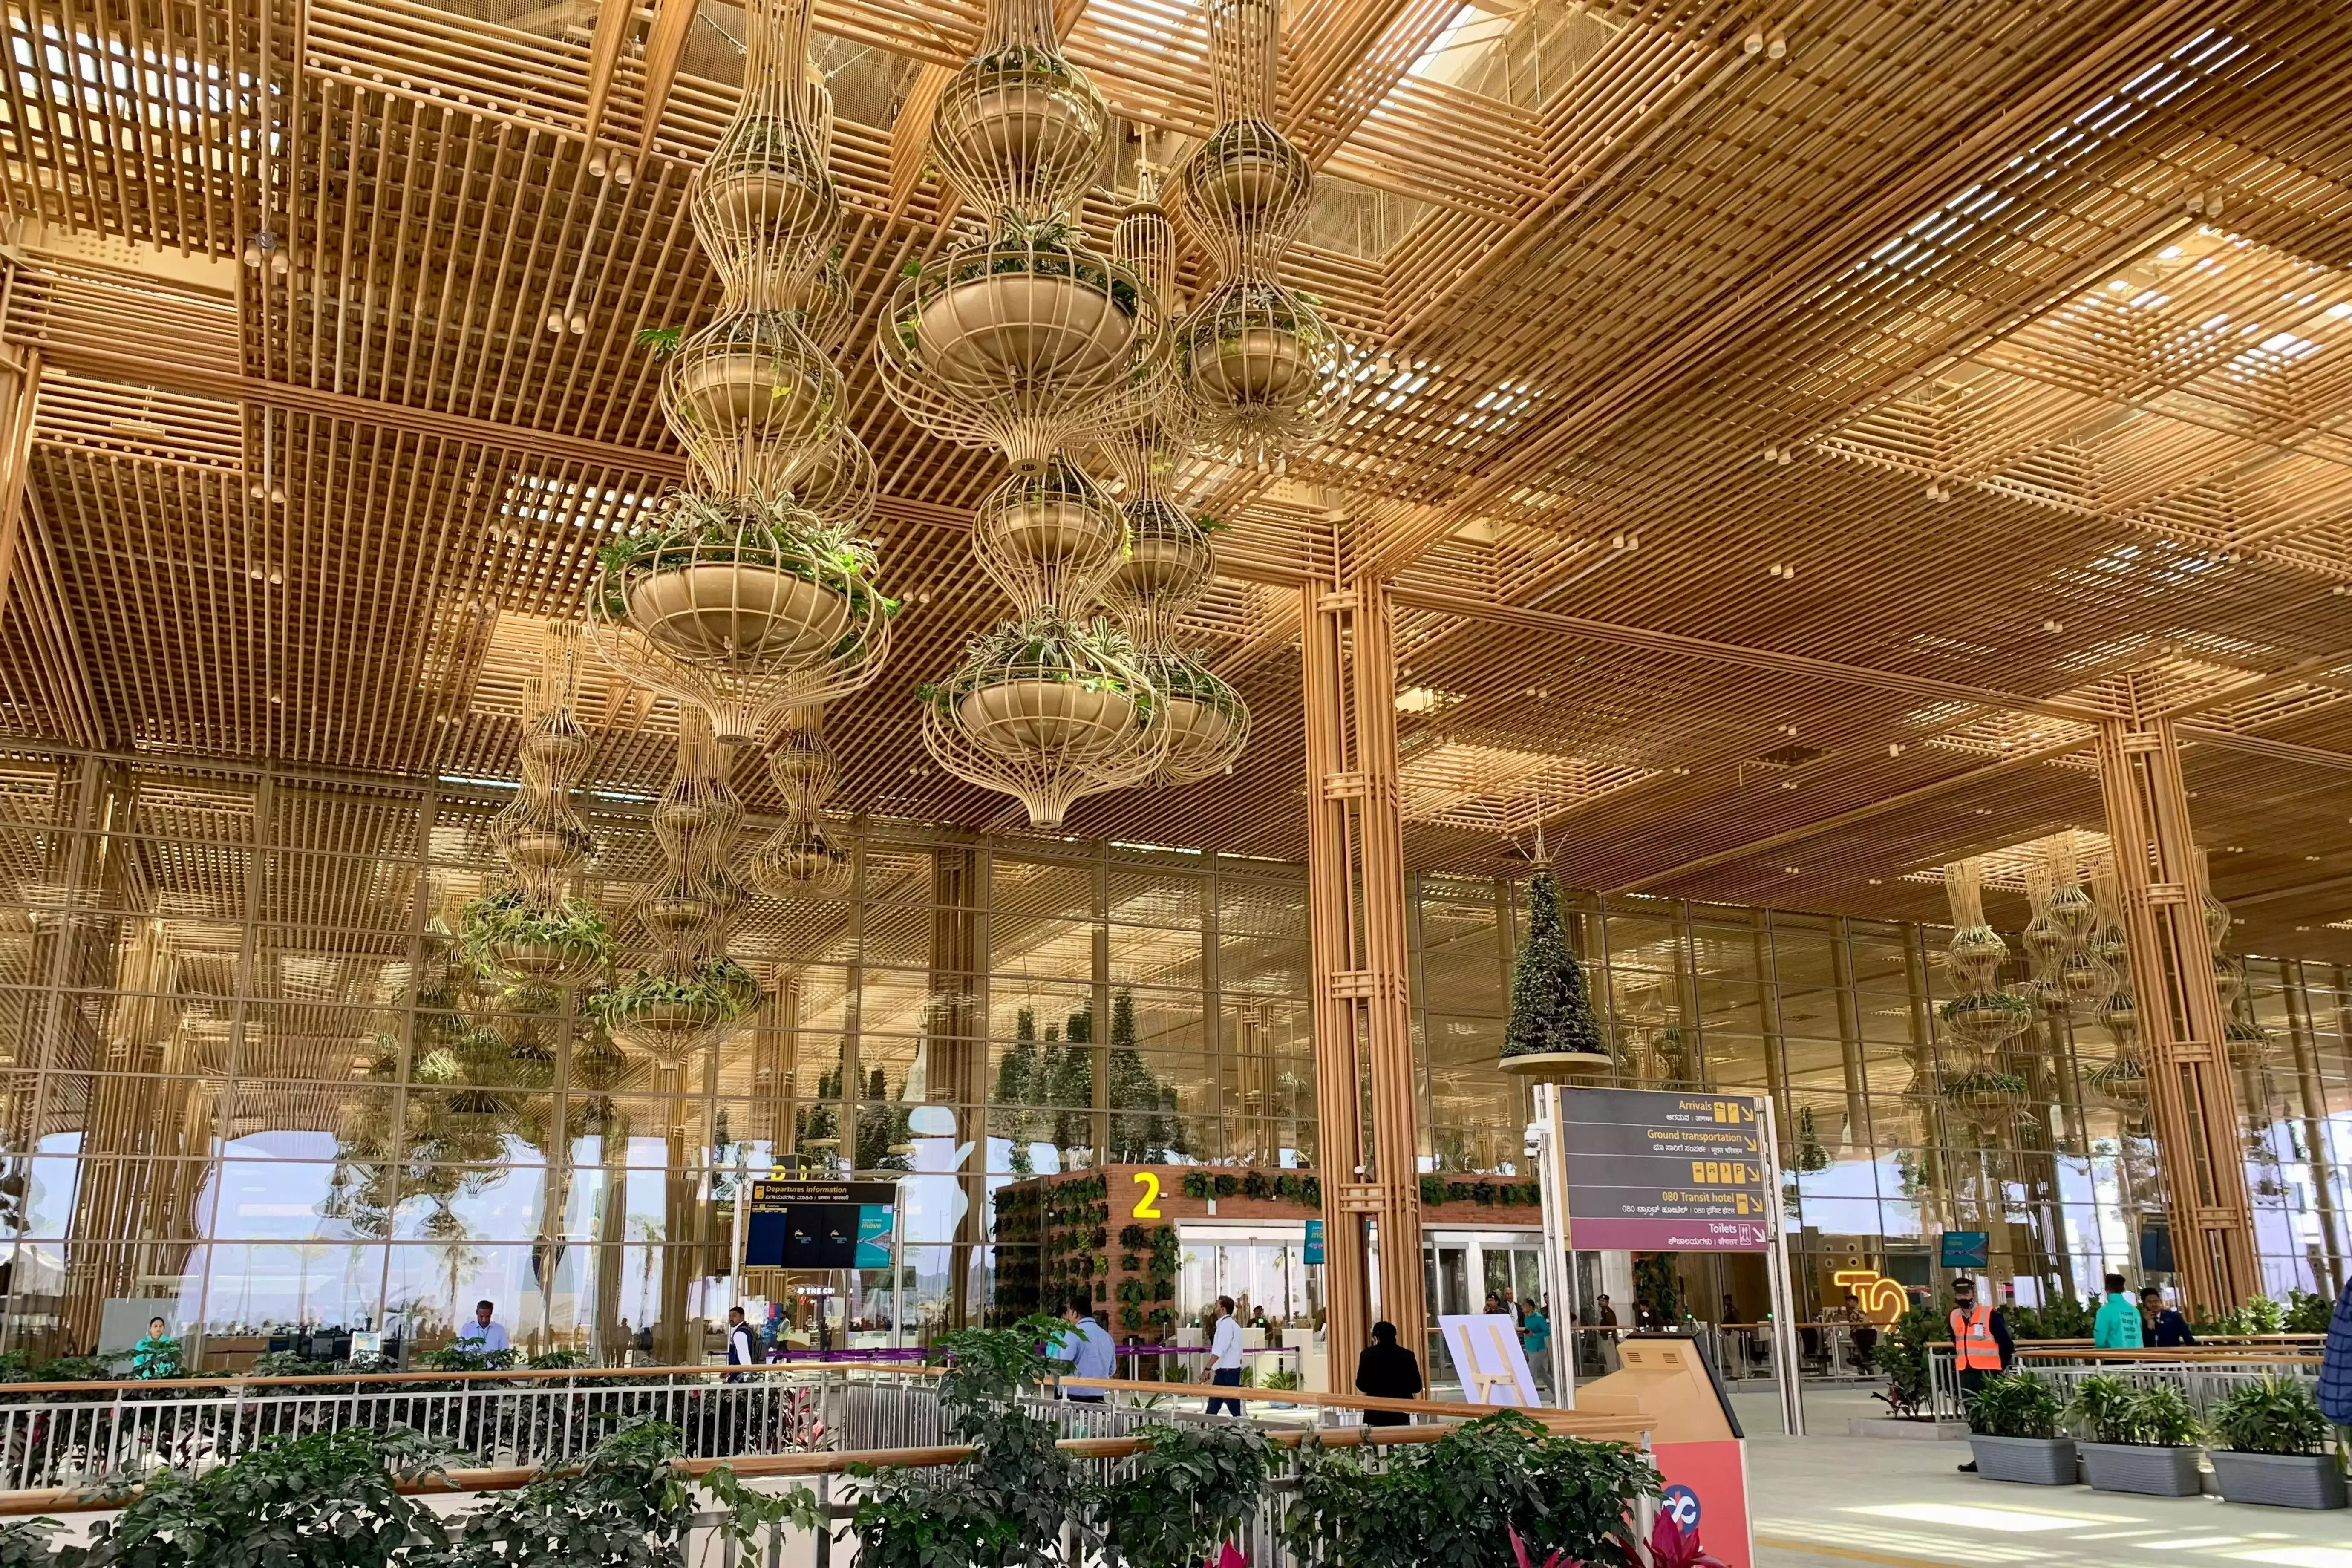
[0,0,2347,963]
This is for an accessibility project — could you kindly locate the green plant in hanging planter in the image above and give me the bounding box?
[457,889,614,983]
[594,490,896,634]
[1500,871,1609,1067]
[589,957,762,1031]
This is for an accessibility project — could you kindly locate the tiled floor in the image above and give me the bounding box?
[1747,1424,2351,1568]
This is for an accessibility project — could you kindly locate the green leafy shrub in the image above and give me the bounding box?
[850,1318,1082,1568]
[1097,1425,1272,1568]
[1963,1371,2063,1439]
[1871,1301,1941,1419]
[457,890,613,980]
[2207,1374,2329,1455]
[423,1419,813,1567]
[81,1427,447,1568]
[2005,1296,2093,1340]
[1281,1411,1658,1568]
[2282,1290,2335,1335]
[2068,1375,2202,1447]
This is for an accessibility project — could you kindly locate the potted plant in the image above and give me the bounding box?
[1939,989,2035,1047]
[2205,1375,2346,1509]
[693,112,835,247]
[976,458,1126,579]
[931,44,1105,213]
[1963,1371,2076,1484]
[1498,870,1612,1075]
[665,308,839,445]
[1109,498,1216,605]
[596,491,888,668]
[1182,117,1311,222]
[908,221,1140,384]
[1185,278,1323,407]
[458,889,613,985]
[593,959,763,1066]
[1141,650,1245,782]
[924,612,1155,762]
[2070,1374,2205,1496]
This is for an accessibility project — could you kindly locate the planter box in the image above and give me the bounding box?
[1968,1435,2078,1485]
[2080,1441,2202,1497]
[2208,1450,2348,1510]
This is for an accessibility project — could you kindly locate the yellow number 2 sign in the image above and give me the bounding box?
[1130,1170,1162,1219]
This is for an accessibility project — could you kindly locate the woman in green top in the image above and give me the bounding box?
[130,1317,181,1379]
[1521,1301,1551,1356]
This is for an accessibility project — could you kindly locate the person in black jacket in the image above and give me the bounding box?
[2139,1287,2196,1348]
[1355,1319,1423,1426]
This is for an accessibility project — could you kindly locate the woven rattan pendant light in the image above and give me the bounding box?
[588,0,891,747]
[1174,0,1353,468]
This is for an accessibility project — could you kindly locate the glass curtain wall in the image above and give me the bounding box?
[1,752,2345,1365]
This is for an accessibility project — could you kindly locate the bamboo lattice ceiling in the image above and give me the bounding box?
[0,0,2350,961]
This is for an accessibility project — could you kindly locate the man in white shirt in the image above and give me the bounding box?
[455,1300,510,1356]
[1204,1294,1244,1416]
[1054,1298,1117,1403]
[725,1306,763,1382]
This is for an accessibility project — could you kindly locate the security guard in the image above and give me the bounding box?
[1950,1275,2014,1473]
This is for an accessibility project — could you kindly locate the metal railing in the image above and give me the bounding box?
[1927,1346,2323,1423]
[0,1366,837,1491]
[0,1372,1657,1568]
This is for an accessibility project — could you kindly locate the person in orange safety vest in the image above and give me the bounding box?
[1949,1275,2014,1473]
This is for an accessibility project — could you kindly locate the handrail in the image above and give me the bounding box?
[0,1374,1651,1518]
[2014,1347,2320,1365]
[1043,1371,1654,1438]
[0,1358,945,1397]
[0,1418,1491,1517]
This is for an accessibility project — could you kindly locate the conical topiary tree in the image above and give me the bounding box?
[1501,870,1609,1066]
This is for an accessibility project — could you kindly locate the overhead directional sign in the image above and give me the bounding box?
[1556,1089,1772,1251]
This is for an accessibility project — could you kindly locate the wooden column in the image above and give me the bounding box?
[0,349,42,625]
[2093,704,2257,1312]
[1301,579,1425,1375]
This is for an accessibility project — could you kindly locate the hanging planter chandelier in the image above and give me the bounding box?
[471,629,613,987]
[1936,857,2034,1054]
[749,709,855,898]
[1173,0,1353,467]
[873,0,1166,474]
[604,713,764,1068]
[1095,169,1249,786]
[2083,870,2148,1117]
[2020,837,2111,1021]
[918,609,1169,828]
[589,0,892,747]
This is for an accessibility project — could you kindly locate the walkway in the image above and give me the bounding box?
[1750,1425,2349,1568]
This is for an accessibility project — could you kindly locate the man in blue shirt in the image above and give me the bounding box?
[1052,1297,1117,1403]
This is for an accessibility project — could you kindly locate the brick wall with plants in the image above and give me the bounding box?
[996,1164,1542,1330]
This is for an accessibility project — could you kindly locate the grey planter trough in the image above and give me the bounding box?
[2208,1450,2348,1510]
[1967,1435,2078,1486]
[2080,1441,2202,1497]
